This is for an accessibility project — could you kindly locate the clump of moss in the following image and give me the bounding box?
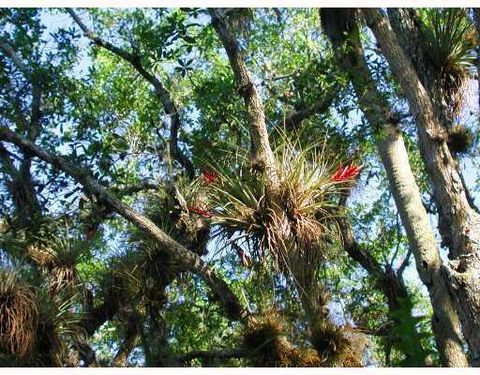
[243,313,288,366]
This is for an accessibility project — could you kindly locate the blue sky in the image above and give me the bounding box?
[36,7,480,281]
[21,10,480,363]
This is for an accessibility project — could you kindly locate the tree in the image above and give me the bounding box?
[0,8,479,367]
[319,8,466,366]
[363,8,480,365]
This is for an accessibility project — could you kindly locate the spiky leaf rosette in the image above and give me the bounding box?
[0,271,38,358]
[35,291,85,366]
[27,224,88,295]
[311,321,366,367]
[208,136,354,270]
[207,152,268,257]
[103,249,174,316]
[243,310,322,367]
[274,137,343,247]
[135,177,211,257]
[419,8,476,117]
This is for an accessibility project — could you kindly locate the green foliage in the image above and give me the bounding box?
[419,8,475,70]
[388,298,431,366]
[0,7,476,368]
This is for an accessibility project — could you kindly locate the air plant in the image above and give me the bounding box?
[206,135,360,270]
[35,290,85,366]
[419,8,476,117]
[0,271,38,359]
[204,137,364,366]
[310,321,366,367]
[107,249,173,315]
[243,310,322,367]
[137,176,212,256]
[27,224,88,296]
[241,309,363,367]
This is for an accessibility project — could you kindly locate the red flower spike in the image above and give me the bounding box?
[188,205,214,218]
[332,163,361,182]
[200,170,218,184]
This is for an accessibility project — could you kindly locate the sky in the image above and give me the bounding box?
[3,8,480,365]
[35,6,480,298]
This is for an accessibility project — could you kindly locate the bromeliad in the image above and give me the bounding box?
[331,163,361,182]
[188,205,214,218]
[200,170,218,184]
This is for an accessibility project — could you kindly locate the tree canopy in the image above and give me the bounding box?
[1,8,480,367]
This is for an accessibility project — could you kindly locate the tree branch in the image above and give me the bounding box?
[398,246,413,276]
[28,72,43,140]
[0,143,17,177]
[112,313,140,367]
[75,339,100,367]
[66,8,195,178]
[0,35,42,139]
[0,126,249,323]
[0,36,32,80]
[338,194,410,313]
[209,9,278,188]
[66,9,135,64]
[338,195,387,279]
[282,84,340,130]
[109,180,160,197]
[0,143,41,225]
[458,168,480,215]
[0,36,43,223]
[363,9,474,365]
[167,348,248,365]
[81,296,119,337]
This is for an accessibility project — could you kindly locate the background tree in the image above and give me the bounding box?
[0,8,479,367]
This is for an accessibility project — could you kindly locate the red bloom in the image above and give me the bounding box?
[331,163,361,182]
[188,205,214,218]
[200,170,218,184]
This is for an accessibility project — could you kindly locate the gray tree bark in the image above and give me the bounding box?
[364,8,480,365]
[320,9,467,366]
[209,9,279,192]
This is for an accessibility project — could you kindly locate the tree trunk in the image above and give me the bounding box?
[112,313,140,367]
[472,9,480,129]
[364,8,480,365]
[388,8,480,215]
[320,9,468,366]
[209,9,279,191]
